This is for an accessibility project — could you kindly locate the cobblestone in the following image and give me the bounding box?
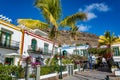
[63,70,112,80]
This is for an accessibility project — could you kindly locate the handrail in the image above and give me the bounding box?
[0,38,20,49]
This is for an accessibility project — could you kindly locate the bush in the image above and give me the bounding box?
[0,74,12,80]
[0,65,25,79]
[40,65,66,75]
[16,66,25,78]
[41,66,51,75]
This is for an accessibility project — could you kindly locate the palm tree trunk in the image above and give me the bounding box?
[106,57,114,72]
[48,39,55,66]
[106,45,115,72]
[48,28,57,66]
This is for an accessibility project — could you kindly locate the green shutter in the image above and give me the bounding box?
[0,31,11,47]
[55,47,58,53]
[31,39,37,51]
[113,47,120,56]
[44,43,48,54]
[5,33,11,47]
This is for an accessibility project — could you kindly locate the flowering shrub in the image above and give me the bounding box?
[22,56,41,67]
[31,62,41,68]
[22,56,32,64]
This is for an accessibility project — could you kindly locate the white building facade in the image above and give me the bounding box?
[61,44,89,57]
[0,19,58,66]
[112,44,120,62]
[0,20,22,65]
[22,30,58,65]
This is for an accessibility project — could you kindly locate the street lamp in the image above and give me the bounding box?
[59,48,62,79]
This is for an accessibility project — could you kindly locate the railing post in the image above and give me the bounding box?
[77,64,80,72]
[36,65,40,80]
[67,64,74,76]
[59,48,62,79]
[25,64,31,80]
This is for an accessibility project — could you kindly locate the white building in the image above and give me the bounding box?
[0,19,22,65]
[61,43,120,63]
[22,29,58,65]
[112,44,120,62]
[61,44,89,56]
[0,17,58,66]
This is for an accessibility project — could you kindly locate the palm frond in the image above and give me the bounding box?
[35,0,61,21]
[17,19,48,30]
[43,8,58,28]
[70,26,79,40]
[98,31,120,47]
[60,12,87,27]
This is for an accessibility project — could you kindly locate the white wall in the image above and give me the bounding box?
[23,32,58,56]
[61,45,89,54]
[0,24,22,43]
[0,48,18,65]
[0,23,22,65]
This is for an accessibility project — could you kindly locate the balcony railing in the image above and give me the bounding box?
[27,45,53,56]
[0,39,20,50]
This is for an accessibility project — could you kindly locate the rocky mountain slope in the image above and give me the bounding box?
[43,29,99,46]
[57,30,99,46]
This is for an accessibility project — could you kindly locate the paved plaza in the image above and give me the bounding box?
[63,70,112,80]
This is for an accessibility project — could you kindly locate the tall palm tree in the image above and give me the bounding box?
[98,31,120,70]
[17,0,87,66]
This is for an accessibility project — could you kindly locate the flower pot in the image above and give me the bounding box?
[111,68,117,73]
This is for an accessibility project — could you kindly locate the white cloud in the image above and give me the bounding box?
[84,3,109,12]
[79,3,109,20]
[78,24,91,32]
[86,12,97,20]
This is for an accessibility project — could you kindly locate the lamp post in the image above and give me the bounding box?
[59,48,62,79]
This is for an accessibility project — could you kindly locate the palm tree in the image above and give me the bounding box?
[17,0,87,66]
[98,31,120,71]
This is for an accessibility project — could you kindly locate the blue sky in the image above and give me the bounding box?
[0,0,119,36]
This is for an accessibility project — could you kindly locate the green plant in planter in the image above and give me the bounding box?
[16,66,25,78]
[29,73,36,78]
[112,65,117,68]
[0,74,12,80]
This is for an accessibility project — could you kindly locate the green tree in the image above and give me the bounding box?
[17,0,87,66]
[98,31,120,71]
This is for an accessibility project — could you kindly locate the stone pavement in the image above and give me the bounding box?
[63,70,112,80]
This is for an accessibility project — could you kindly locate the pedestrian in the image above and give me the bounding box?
[89,54,92,69]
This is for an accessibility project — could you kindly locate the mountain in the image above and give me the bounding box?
[44,29,99,46]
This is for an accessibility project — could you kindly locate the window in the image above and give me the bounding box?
[73,49,79,55]
[31,39,37,51]
[113,47,120,56]
[55,47,58,54]
[79,49,88,56]
[0,30,12,47]
[82,50,88,56]
[44,43,49,54]
[5,58,14,65]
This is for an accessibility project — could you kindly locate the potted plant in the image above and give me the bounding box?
[29,74,36,80]
[111,66,118,73]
